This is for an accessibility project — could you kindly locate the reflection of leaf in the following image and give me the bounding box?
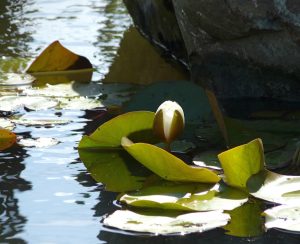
[122,138,220,183]
[103,209,230,235]
[19,137,59,148]
[26,40,92,74]
[79,111,156,149]
[0,128,16,151]
[249,170,300,205]
[224,201,264,237]
[264,205,300,232]
[79,150,151,192]
[120,182,248,211]
[218,139,265,190]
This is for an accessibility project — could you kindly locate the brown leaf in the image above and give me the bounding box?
[0,128,16,151]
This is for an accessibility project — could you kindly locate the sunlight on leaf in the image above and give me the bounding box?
[26,40,92,74]
[0,128,16,151]
[249,170,300,205]
[224,201,264,237]
[103,209,230,235]
[0,118,15,130]
[218,139,265,189]
[0,73,35,86]
[122,137,220,183]
[79,111,156,149]
[120,182,248,211]
[264,205,300,232]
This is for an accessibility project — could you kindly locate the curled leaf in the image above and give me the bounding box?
[0,128,16,150]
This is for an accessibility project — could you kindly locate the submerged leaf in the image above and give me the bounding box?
[103,209,230,235]
[79,111,156,149]
[26,40,92,74]
[122,138,220,183]
[218,139,265,190]
[264,205,300,232]
[120,182,248,212]
[0,128,16,150]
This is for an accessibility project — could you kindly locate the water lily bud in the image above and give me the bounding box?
[153,101,185,144]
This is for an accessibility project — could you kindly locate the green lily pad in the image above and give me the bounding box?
[218,139,265,190]
[264,205,300,232]
[103,209,230,235]
[79,150,152,192]
[79,111,156,149]
[249,170,300,205]
[122,137,220,183]
[120,182,248,211]
[224,201,264,237]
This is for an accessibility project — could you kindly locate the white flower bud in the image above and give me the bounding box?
[153,101,185,143]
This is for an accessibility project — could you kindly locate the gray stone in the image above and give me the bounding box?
[123,0,300,101]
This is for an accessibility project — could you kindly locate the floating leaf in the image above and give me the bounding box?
[24,82,102,98]
[0,118,15,130]
[0,73,35,86]
[19,137,59,148]
[249,170,300,205]
[224,201,264,237]
[103,209,230,235]
[218,139,265,190]
[79,111,156,149]
[120,182,248,212]
[12,117,70,126]
[26,40,92,74]
[122,137,220,183]
[79,150,151,192]
[124,80,214,125]
[57,97,104,110]
[0,96,58,112]
[264,205,300,232]
[0,128,16,150]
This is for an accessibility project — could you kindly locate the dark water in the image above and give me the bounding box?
[0,1,300,243]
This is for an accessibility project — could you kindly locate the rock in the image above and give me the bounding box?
[123,0,188,65]
[123,0,300,101]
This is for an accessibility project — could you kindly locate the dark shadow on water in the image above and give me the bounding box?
[0,143,32,243]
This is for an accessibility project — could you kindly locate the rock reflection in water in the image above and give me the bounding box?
[0,145,31,242]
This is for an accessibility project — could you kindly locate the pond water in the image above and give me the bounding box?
[0,0,300,243]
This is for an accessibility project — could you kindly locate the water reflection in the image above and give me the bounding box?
[0,145,31,242]
[0,0,34,58]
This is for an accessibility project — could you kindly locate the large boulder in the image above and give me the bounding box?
[123,0,300,101]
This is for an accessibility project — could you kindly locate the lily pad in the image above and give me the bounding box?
[0,96,58,112]
[78,150,151,192]
[26,40,92,74]
[119,182,248,212]
[0,118,15,130]
[57,97,104,110]
[0,73,35,86]
[193,150,222,171]
[0,128,16,150]
[218,139,265,190]
[103,209,230,235]
[249,170,300,205]
[24,82,102,98]
[79,111,156,149]
[12,116,70,126]
[264,205,300,232]
[122,137,220,183]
